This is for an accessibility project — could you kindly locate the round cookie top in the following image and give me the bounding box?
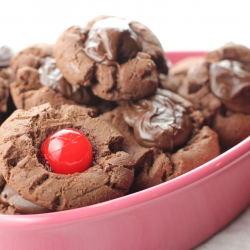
[209,58,250,114]
[206,43,250,64]
[38,56,99,105]
[54,16,169,101]
[173,43,250,124]
[166,43,250,151]
[121,89,194,151]
[0,103,134,211]
[84,17,140,65]
[190,43,250,114]
[10,43,53,73]
[10,66,75,110]
[9,44,100,110]
[84,16,169,73]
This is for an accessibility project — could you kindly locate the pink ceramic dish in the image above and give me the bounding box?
[0,52,250,250]
[167,51,206,64]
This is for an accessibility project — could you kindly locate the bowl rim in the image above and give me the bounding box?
[165,51,207,64]
[0,135,249,228]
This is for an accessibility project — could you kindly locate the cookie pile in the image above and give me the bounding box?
[167,43,250,151]
[2,16,248,215]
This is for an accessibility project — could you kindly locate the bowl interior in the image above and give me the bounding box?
[0,51,249,228]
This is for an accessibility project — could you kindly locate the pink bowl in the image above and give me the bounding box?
[167,51,206,64]
[0,52,249,250]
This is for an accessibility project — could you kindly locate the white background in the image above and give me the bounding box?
[1,0,250,248]
[1,0,250,52]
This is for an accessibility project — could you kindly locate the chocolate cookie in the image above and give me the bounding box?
[10,66,75,110]
[9,43,74,110]
[101,89,220,190]
[101,107,172,191]
[10,52,100,110]
[161,56,204,93]
[10,43,53,73]
[54,16,169,101]
[0,47,16,124]
[0,103,134,212]
[165,43,250,150]
[178,58,221,125]
[38,57,99,105]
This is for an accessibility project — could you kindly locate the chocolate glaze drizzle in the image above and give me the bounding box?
[38,57,95,104]
[210,59,250,114]
[123,90,193,151]
[84,17,140,65]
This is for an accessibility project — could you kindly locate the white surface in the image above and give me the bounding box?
[196,207,250,250]
[1,0,250,52]
[1,0,250,249]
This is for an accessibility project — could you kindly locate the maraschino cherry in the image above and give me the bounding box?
[41,128,92,174]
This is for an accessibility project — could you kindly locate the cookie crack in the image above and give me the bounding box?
[29,173,49,194]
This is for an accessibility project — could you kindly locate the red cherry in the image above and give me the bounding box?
[41,128,92,174]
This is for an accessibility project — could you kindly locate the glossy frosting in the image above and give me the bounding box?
[0,184,50,214]
[210,60,250,114]
[123,90,193,151]
[84,17,140,65]
[38,57,93,104]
